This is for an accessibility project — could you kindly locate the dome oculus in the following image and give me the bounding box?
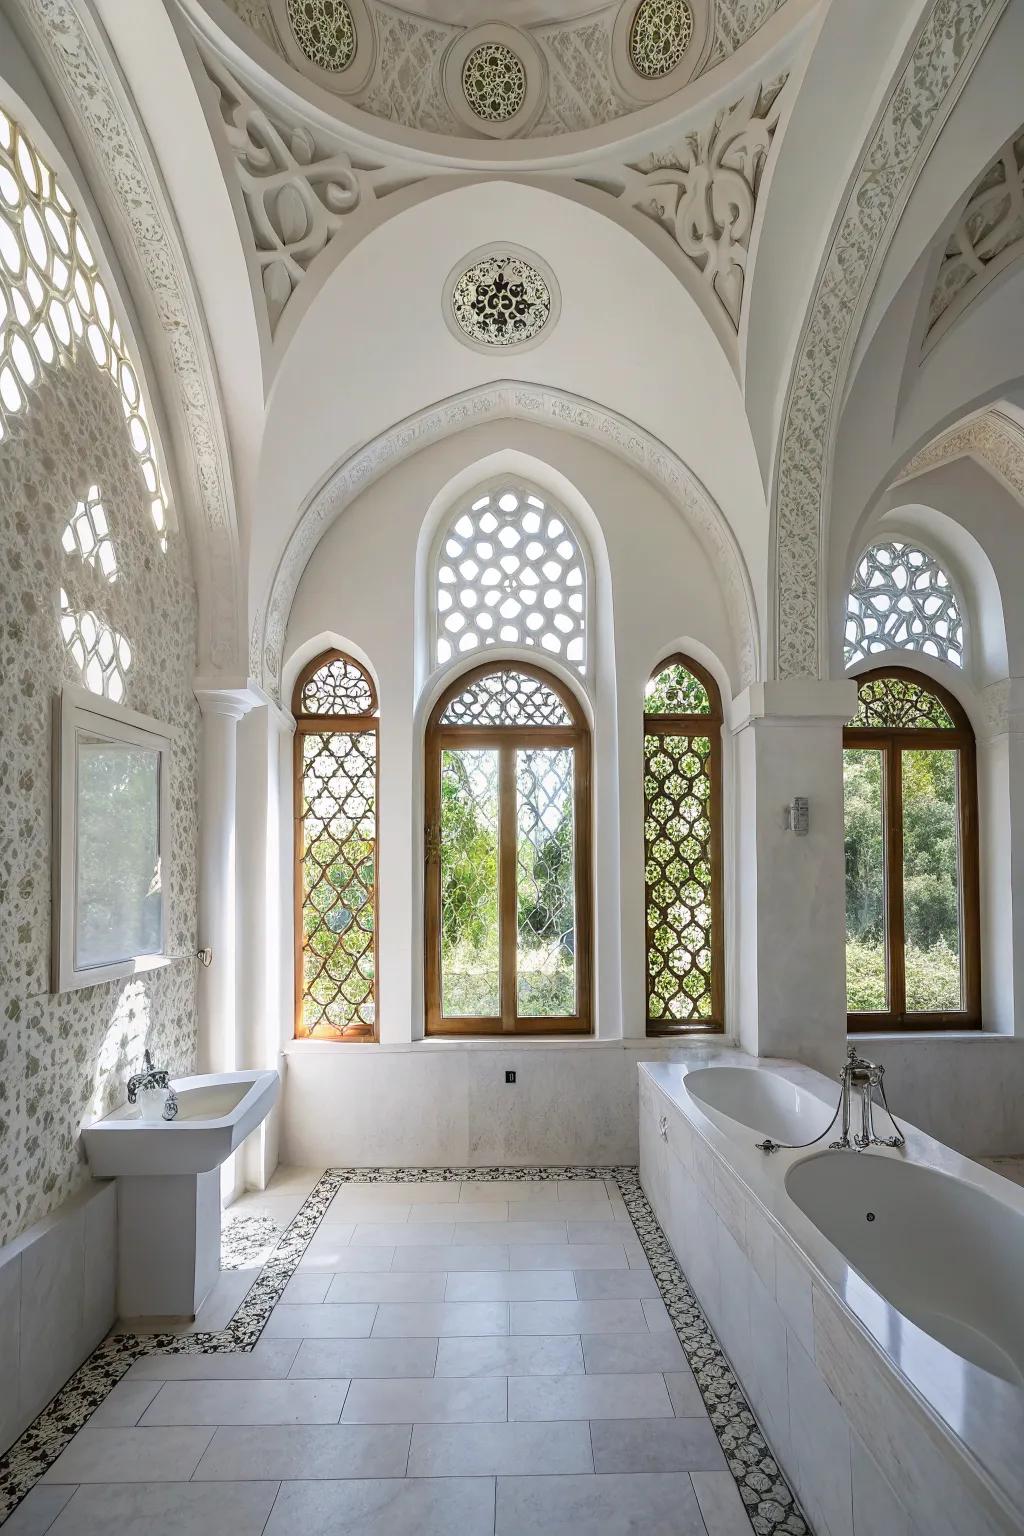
[286,0,357,72]
[629,0,693,79]
[451,252,552,349]
[461,42,528,123]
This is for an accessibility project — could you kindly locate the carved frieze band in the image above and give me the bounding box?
[772,0,1007,681]
[896,407,1024,506]
[252,381,760,699]
[17,0,243,670]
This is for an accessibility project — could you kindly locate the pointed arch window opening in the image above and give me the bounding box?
[844,666,980,1032]
[643,654,724,1035]
[293,650,379,1041]
[433,484,588,677]
[425,661,592,1036]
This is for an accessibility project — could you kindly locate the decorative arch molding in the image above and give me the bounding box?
[15,0,245,671]
[894,406,1024,507]
[254,380,760,701]
[769,0,1007,681]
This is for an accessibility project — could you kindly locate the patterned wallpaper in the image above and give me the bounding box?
[0,351,200,1247]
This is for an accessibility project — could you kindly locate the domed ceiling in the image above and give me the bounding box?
[221,0,792,137]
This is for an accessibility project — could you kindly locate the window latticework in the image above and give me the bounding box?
[643,655,723,1034]
[293,650,378,1041]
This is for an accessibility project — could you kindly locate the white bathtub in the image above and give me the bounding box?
[639,1053,1024,1536]
[788,1150,1024,1386]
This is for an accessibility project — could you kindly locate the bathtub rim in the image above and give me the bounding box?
[639,1051,1024,1532]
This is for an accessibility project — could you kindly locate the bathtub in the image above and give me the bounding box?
[638,1053,1024,1536]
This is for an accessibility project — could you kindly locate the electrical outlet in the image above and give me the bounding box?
[505,1070,516,1084]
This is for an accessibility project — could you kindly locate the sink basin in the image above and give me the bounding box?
[83,1069,280,1177]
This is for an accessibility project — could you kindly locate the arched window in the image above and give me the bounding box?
[845,540,964,668]
[844,667,979,1030]
[293,650,378,1040]
[425,663,591,1035]
[643,656,723,1034]
[433,483,587,673]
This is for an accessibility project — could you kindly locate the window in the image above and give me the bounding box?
[433,484,587,672]
[293,650,378,1040]
[844,668,979,1030]
[845,540,963,668]
[643,656,723,1033]
[0,107,168,542]
[425,663,592,1034]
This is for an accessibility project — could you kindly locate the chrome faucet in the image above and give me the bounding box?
[831,1045,904,1151]
[126,1049,179,1121]
[756,1045,905,1155]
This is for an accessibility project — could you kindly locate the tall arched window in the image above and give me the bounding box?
[845,540,964,667]
[425,663,591,1035]
[433,483,587,673]
[293,650,378,1040]
[844,668,979,1030]
[643,656,724,1034]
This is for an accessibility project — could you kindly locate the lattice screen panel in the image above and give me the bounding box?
[644,730,714,1023]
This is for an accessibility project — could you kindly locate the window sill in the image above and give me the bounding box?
[282,1033,734,1056]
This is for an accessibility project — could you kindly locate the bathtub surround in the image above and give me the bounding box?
[639,1052,1024,1535]
[0,1165,809,1536]
[0,352,200,1249]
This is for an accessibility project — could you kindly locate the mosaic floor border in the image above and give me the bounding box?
[0,1166,811,1535]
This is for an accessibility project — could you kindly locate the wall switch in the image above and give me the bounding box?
[505,1070,516,1084]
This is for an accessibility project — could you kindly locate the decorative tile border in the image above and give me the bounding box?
[0,1166,811,1535]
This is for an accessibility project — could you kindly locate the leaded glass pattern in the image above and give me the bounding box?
[450,253,552,349]
[439,749,500,1017]
[517,747,576,1017]
[439,666,572,727]
[286,0,357,71]
[845,540,964,668]
[435,486,586,670]
[644,661,710,715]
[643,657,721,1032]
[629,0,694,79]
[0,108,168,542]
[848,674,955,731]
[297,726,376,1039]
[61,486,117,582]
[59,588,132,702]
[462,43,527,123]
[299,653,376,716]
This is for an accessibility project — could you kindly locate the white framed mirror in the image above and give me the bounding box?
[52,686,174,993]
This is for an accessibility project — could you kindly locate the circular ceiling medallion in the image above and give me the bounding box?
[461,42,528,123]
[445,247,559,353]
[628,0,693,79]
[286,0,357,72]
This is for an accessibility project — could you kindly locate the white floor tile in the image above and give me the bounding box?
[581,1332,687,1373]
[691,1469,756,1536]
[341,1377,506,1424]
[325,1272,446,1303]
[289,1338,438,1378]
[371,1302,508,1337]
[572,1269,660,1300]
[41,1426,214,1484]
[299,1245,395,1273]
[0,1486,75,1535]
[508,1372,674,1421]
[351,1224,454,1246]
[47,1481,278,1535]
[391,1246,510,1272]
[280,1274,332,1304]
[263,1476,495,1536]
[510,1299,648,1335]
[495,1471,706,1535]
[434,1335,584,1378]
[454,1221,567,1246]
[407,1202,506,1223]
[665,1367,706,1416]
[261,1304,378,1339]
[125,1343,301,1381]
[444,1270,576,1301]
[139,1379,350,1426]
[408,1420,594,1477]
[509,1244,628,1270]
[85,1380,162,1429]
[193,1423,412,1480]
[589,1417,725,1473]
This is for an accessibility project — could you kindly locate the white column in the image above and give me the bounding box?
[978,678,1024,1034]
[195,691,250,1079]
[732,679,857,1073]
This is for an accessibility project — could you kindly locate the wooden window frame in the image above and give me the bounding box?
[424,662,593,1037]
[292,649,379,1042]
[845,666,980,1034]
[643,654,725,1036]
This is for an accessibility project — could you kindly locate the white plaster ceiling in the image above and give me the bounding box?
[402,0,603,22]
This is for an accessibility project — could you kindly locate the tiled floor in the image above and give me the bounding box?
[13,1171,755,1536]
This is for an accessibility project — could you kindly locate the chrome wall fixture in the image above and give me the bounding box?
[756,1045,906,1154]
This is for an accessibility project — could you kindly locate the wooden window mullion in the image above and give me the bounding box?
[499,744,518,1032]
[884,741,905,1020]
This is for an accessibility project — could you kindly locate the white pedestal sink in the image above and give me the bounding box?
[83,1070,280,1321]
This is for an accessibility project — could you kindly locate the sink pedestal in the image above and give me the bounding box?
[117,1169,221,1320]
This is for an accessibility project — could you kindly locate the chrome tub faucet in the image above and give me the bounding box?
[127,1049,179,1121]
